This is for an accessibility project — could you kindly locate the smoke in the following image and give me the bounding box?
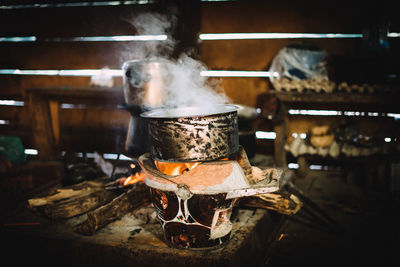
[123,12,229,110]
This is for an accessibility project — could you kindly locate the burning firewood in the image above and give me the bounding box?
[103,168,146,190]
[75,182,150,235]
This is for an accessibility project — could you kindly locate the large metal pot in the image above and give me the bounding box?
[140,104,239,162]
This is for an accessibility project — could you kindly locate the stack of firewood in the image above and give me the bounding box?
[28,180,150,235]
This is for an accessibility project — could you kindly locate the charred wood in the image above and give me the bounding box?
[76,183,150,235]
[28,181,117,219]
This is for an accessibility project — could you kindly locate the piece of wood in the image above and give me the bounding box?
[76,183,150,235]
[240,192,302,215]
[28,180,118,219]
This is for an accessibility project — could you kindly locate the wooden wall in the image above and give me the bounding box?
[0,0,200,158]
[199,0,399,106]
[0,0,399,159]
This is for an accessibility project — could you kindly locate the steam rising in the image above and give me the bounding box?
[130,12,176,56]
[124,13,229,110]
[158,54,228,108]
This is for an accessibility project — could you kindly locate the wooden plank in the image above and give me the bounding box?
[0,1,200,40]
[201,1,387,34]
[200,38,359,71]
[0,42,149,69]
[59,108,129,127]
[0,76,123,98]
[27,87,125,106]
[0,5,151,37]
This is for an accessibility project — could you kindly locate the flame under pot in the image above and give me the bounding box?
[141,105,239,162]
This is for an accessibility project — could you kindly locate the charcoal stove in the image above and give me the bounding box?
[121,59,286,249]
[138,105,284,249]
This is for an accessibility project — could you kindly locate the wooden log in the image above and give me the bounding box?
[239,192,302,215]
[76,183,150,235]
[28,180,117,219]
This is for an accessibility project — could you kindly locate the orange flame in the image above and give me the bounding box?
[121,171,146,186]
[155,161,200,176]
[154,158,228,176]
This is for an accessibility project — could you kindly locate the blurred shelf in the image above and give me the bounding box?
[270,91,400,112]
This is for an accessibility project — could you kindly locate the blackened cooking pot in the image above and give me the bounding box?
[140,104,239,162]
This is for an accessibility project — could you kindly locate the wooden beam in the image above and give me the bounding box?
[48,100,60,146]
[28,94,56,160]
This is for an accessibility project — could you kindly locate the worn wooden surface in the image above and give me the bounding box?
[2,204,285,267]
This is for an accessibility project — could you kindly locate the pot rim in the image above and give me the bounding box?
[140,104,238,119]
